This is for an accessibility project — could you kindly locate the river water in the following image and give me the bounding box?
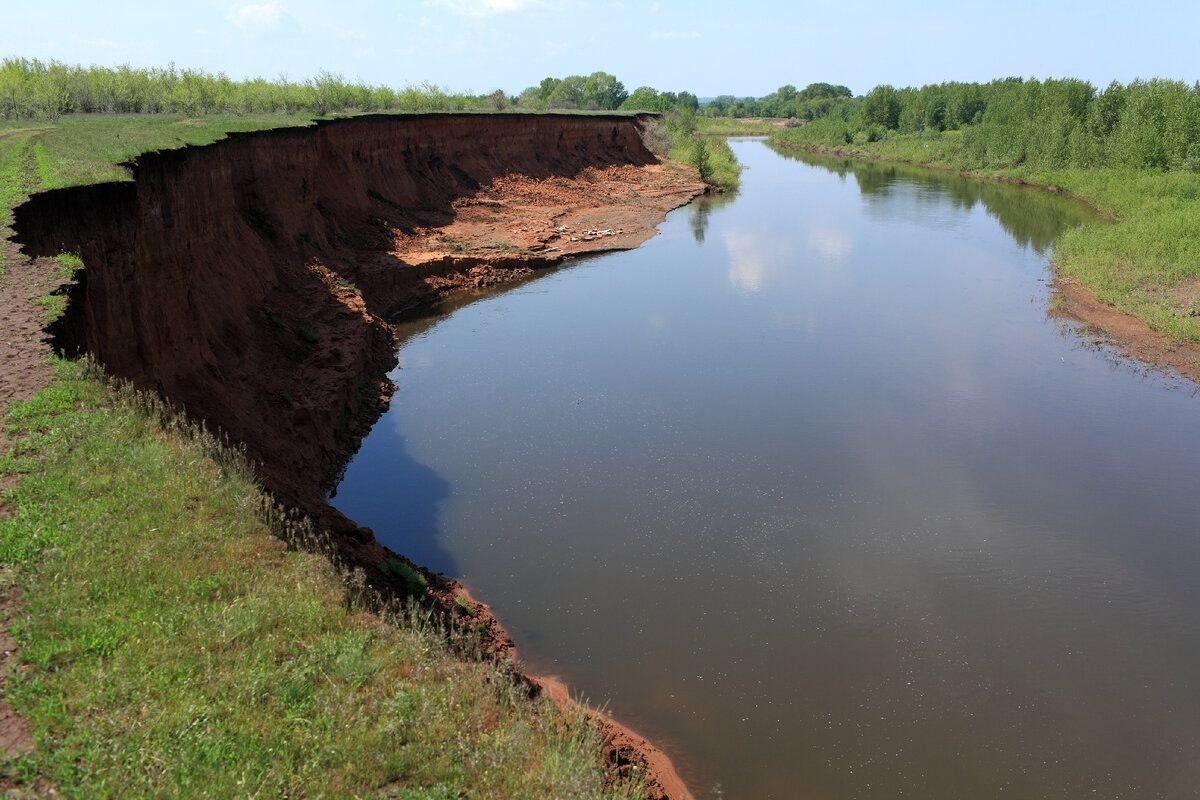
[334,139,1200,799]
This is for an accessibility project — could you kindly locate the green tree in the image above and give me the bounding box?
[621,86,664,112]
[863,85,901,130]
[582,71,628,110]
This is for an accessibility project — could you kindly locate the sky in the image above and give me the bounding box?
[2,0,1198,97]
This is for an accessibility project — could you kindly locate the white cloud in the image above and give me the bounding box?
[723,231,769,294]
[228,2,283,30]
[723,228,799,295]
[426,0,544,16]
[650,30,701,41]
[807,228,852,260]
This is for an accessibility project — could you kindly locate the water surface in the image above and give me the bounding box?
[335,140,1200,799]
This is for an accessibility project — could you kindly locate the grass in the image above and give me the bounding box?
[0,360,644,799]
[694,117,781,136]
[672,134,741,192]
[770,127,1200,345]
[5,114,329,191]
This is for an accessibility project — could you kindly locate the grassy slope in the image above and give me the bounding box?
[0,115,645,798]
[770,128,1200,344]
[0,361,641,799]
[694,117,780,136]
[10,114,325,189]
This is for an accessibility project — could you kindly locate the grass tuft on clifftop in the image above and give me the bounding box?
[0,360,643,799]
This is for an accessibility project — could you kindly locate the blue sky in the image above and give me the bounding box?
[2,0,1197,97]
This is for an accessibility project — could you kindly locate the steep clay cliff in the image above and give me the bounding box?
[13,113,701,506]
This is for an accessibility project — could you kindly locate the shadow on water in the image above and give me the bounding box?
[332,431,457,575]
[333,248,668,577]
[774,147,1099,253]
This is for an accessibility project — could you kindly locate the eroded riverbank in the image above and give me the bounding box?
[11,112,704,799]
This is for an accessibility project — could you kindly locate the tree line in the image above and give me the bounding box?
[0,59,706,119]
[513,72,699,113]
[787,78,1200,172]
[0,58,508,118]
[0,58,837,122]
[700,82,853,120]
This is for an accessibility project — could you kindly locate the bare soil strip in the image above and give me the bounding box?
[0,245,68,795]
[1052,279,1200,384]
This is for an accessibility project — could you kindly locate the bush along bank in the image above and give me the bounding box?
[641,110,743,191]
[770,78,1200,361]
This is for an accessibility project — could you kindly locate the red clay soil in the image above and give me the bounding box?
[535,674,693,800]
[431,584,693,800]
[9,113,704,799]
[1051,279,1200,384]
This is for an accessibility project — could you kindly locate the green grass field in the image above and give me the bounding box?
[770,127,1200,344]
[0,113,649,798]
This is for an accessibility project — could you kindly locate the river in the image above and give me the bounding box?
[334,138,1200,799]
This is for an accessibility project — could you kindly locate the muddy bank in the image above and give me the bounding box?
[12,112,704,799]
[1051,279,1200,384]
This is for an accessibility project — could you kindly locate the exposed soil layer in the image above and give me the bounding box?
[10,113,704,799]
[0,245,63,426]
[1052,279,1200,384]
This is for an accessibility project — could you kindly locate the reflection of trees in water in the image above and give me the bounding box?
[773,148,1097,254]
[688,191,738,244]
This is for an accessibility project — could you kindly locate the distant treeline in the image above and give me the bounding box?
[776,78,1200,172]
[513,72,699,113]
[699,83,854,120]
[0,59,704,119]
[0,58,508,118]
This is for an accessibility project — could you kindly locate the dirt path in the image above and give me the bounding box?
[0,247,59,419]
[0,244,64,793]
